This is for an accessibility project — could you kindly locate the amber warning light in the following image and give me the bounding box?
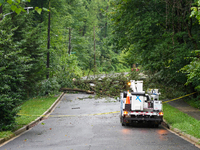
[159,112,163,116]
[123,111,128,115]
[127,82,131,86]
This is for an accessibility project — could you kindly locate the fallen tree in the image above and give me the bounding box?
[60,71,141,97]
[60,88,94,94]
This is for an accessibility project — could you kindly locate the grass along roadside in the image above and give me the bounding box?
[0,95,60,139]
[163,103,200,139]
[0,131,13,140]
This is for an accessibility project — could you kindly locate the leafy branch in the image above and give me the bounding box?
[0,0,48,14]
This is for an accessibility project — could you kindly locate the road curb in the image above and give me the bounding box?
[162,119,200,147]
[0,93,65,145]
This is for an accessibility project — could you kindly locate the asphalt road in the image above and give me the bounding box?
[0,94,199,150]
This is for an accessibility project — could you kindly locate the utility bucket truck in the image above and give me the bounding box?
[120,80,163,127]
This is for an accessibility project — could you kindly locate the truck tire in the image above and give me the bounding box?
[154,124,159,128]
[121,117,129,126]
[121,116,125,126]
[152,122,159,128]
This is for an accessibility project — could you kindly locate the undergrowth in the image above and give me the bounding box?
[143,71,192,100]
[0,131,13,139]
[185,96,200,109]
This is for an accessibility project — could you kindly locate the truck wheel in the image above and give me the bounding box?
[121,117,126,126]
[154,124,159,128]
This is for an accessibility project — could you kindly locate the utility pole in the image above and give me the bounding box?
[47,1,50,79]
[68,27,71,54]
[94,26,96,76]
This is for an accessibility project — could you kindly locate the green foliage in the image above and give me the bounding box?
[0,8,46,130]
[0,95,19,131]
[47,0,125,74]
[185,95,200,109]
[96,71,140,97]
[0,0,45,15]
[143,70,187,100]
[191,0,200,24]
[36,77,61,96]
[9,13,47,98]
[0,131,13,139]
[0,17,29,100]
[0,12,27,131]
[181,51,200,90]
[75,71,141,97]
[110,0,200,94]
[41,54,81,94]
[180,0,200,91]
[0,0,131,131]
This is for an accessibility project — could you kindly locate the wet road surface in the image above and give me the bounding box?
[0,94,199,150]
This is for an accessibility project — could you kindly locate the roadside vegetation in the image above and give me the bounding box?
[16,95,60,128]
[1,69,200,140]
[1,0,200,142]
[185,97,200,110]
[0,0,128,131]
[163,103,200,139]
[0,95,59,139]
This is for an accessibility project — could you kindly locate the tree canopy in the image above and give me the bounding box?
[0,0,122,130]
[1,0,200,131]
[110,0,200,89]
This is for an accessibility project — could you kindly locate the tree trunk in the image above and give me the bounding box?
[94,26,96,76]
[60,88,94,94]
[0,5,3,20]
[68,27,71,54]
[47,1,51,79]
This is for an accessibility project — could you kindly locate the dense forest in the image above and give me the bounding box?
[0,0,200,131]
[112,0,200,103]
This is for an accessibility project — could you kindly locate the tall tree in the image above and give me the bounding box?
[181,0,200,90]
[110,0,200,88]
[0,5,3,20]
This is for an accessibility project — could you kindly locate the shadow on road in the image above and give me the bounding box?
[122,122,162,128]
